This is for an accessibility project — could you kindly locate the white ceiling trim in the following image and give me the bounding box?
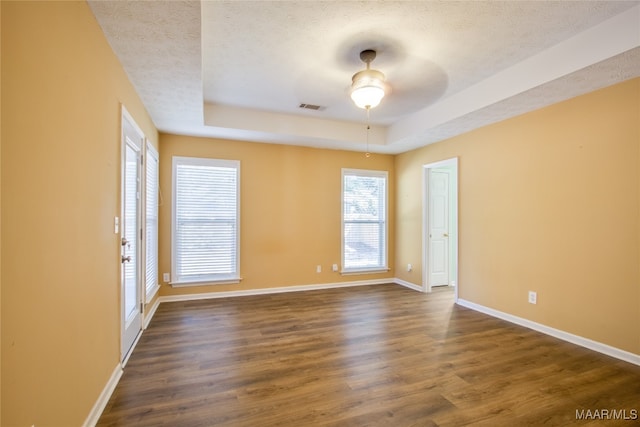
[204,104,387,150]
[388,47,640,153]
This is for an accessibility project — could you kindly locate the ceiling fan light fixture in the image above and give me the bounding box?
[350,49,386,109]
[350,69,386,109]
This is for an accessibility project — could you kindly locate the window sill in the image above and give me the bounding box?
[340,268,390,276]
[169,277,242,288]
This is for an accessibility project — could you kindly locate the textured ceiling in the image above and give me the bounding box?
[88,1,640,154]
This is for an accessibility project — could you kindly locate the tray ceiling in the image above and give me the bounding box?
[88,1,640,154]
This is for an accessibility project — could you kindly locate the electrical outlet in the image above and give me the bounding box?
[407,263,412,272]
[316,265,322,273]
[163,273,170,282]
[528,291,537,305]
[332,264,338,272]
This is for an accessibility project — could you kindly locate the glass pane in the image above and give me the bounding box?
[344,221,384,268]
[145,152,158,293]
[124,144,138,320]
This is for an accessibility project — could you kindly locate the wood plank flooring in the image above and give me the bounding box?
[98,284,640,426]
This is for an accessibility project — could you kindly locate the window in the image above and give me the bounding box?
[342,169,388,273]
[144,142,160,301]
[172,157,240,285]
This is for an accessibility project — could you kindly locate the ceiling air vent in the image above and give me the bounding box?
[299,103,324,111]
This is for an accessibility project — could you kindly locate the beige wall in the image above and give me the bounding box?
[159,134,395,297]
[1,1,157,425]
[396,78,640,355]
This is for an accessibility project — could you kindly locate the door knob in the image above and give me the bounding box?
[122,255,131,263]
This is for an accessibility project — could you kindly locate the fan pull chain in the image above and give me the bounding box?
[365,107,371,158]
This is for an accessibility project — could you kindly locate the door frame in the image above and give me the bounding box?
[120,105,144,364]
[422,157,459,300]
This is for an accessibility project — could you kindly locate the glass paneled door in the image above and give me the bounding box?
[121,109,143,362]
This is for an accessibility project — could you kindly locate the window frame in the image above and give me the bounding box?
[171,156,241,286]
[341,168,389,274]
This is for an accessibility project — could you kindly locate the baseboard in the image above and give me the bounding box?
[456,298,640,367]
[158,278,395,303]
[394,278,424,292]
[83,363,123,427]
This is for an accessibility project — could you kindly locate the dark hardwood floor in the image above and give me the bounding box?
[98,284,640,426]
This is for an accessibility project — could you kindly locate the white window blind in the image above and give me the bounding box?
[342,169,388,272]
[144,143,160,300]
[172,157,240,284]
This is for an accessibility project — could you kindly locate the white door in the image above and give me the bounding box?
[121,110,143,362]
[429,169,449,287]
